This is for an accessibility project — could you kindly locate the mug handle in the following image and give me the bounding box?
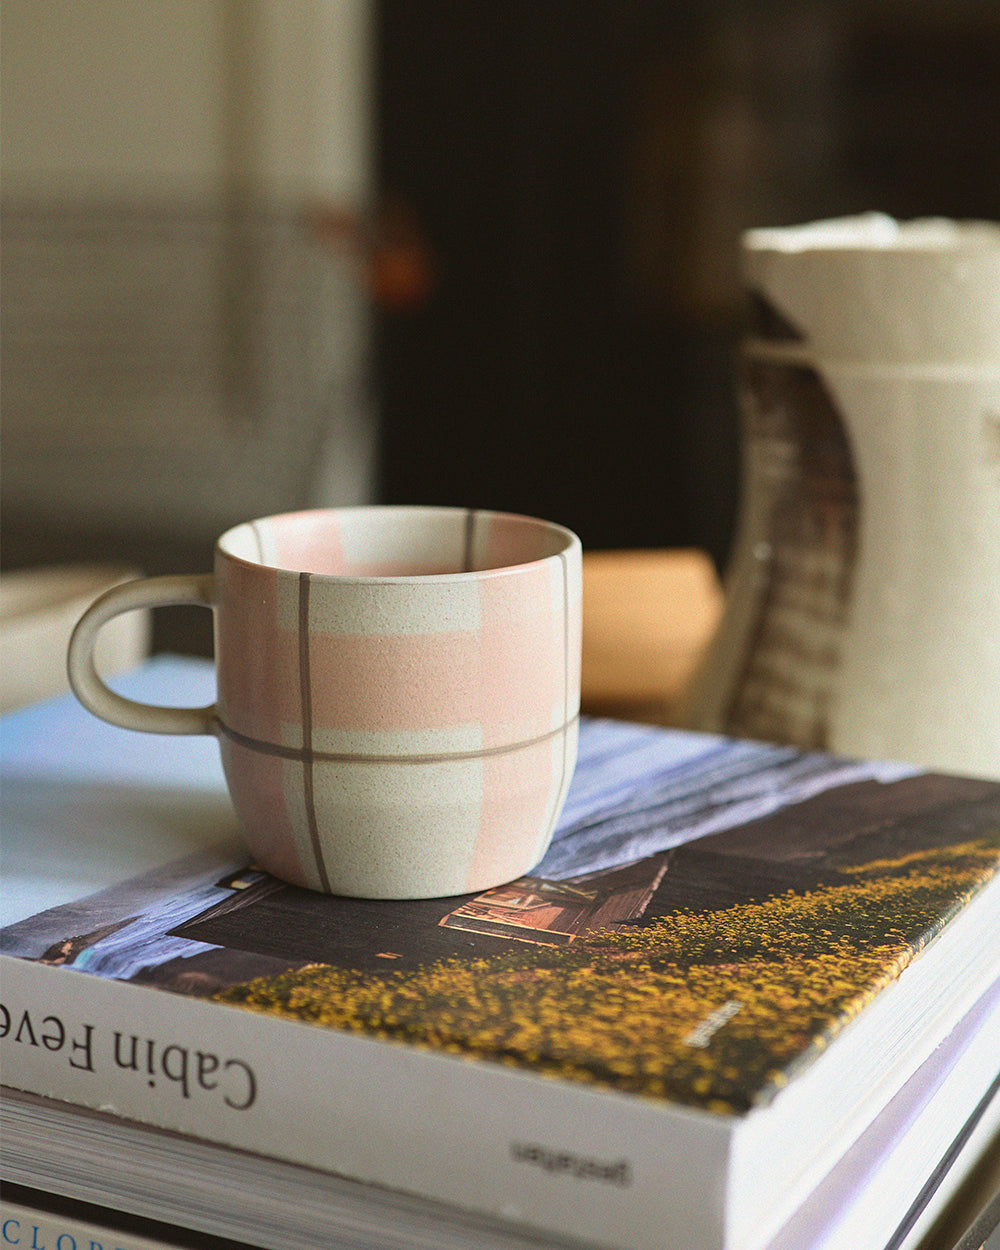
[67,573,216,735]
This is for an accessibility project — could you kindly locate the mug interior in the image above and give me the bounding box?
[218,507,576,577]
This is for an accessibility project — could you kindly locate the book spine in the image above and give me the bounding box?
[0,1198,187,1250]
[0,956,730,1250]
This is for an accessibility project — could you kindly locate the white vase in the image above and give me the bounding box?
[684,214,1000,778]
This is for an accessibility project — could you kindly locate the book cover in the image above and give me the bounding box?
[3,658,999,1250]
[0,1195,237,1250]
[4,984,998,1250]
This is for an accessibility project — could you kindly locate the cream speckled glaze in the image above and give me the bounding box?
[68,507,582,898]
[685,215,1000,777]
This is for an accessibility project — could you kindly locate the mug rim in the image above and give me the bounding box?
[216,505,581,583]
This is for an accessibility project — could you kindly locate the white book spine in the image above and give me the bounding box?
[0,955,732,1250]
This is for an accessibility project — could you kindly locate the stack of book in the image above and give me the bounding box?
[2,657,999,1250]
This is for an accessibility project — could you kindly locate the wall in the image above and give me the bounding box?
[2,1,376,567]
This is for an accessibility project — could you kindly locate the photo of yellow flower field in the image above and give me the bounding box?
[215,833,1000,1114]
[8,715,998,1119]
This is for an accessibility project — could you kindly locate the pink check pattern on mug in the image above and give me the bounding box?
[69,507,582,899]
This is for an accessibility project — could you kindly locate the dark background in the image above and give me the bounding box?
[3,0,998,663]
[372,0,1000,571]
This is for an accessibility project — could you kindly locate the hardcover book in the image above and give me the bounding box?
[3,985,998,1250]
[3,658,1000,1250]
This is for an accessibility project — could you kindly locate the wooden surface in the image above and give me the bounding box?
[581,548,724,724]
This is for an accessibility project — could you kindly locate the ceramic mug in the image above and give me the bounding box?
[68,506,583,898]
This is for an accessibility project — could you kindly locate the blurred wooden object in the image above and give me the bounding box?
[581,549,724,724]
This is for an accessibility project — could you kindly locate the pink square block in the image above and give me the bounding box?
[218,738,307,888]
[215,559,301,746]
[306,628,479,736]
